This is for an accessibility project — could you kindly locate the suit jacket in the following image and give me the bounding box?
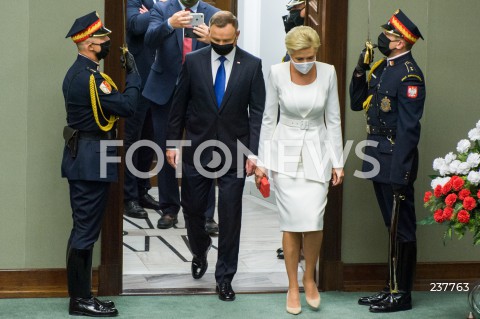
[350,52,426,185]
[61,55,141,182]
[257,62,343,182]
[126,0,156,86]
[166,46,266,169]
[143,0,219,106]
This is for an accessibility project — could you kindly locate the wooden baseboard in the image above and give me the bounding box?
[343,262,480,291]
[1,262,479,297]
[0,269,98,298]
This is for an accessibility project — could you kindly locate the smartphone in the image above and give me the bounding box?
[185,12,204,38]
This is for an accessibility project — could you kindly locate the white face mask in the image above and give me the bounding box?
[291,60,315,74]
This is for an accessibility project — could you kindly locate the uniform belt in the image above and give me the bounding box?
[279,116,322,130]
[78,130,116,140]
[366,125,396,136]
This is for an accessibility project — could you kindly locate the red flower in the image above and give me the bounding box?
[424,191,433,203]
[459,189,471,200]
[434,185,443,198]
[457,210,470,224]
[434,209,445,223]
[477,189,480,198]
[442,181,453,195]
[463,196,477,211]
[445,193,458,206]
[443,207,454,221]
[452,176,465,191]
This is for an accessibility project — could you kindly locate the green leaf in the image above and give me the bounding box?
[428,175,439,180]
[418,215,435,225]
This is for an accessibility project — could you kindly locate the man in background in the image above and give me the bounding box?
[143,0,219,231]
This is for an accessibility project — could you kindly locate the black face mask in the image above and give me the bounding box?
[283,10,304,33]
[377,33,392,57]
[180,0,199,7]
[94,40,111,60]
[211,42,235,56]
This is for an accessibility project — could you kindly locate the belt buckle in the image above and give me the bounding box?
[299,120,309,130]
[366,124,371,134]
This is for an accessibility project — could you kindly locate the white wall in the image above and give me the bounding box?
[237,0,288,78]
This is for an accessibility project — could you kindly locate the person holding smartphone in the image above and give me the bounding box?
[143,0,219,230]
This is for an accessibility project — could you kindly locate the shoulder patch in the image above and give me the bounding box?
[407,86,419,99]
[99,80,112,94]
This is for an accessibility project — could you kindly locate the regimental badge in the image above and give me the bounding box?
[99,81,112,94]
[407,86,418,99]
[380,96,391,112]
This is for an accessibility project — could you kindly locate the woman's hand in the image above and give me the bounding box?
[254,167,267,189]
[331,168,344,186]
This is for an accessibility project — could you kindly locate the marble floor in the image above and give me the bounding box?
[123,184,304,294]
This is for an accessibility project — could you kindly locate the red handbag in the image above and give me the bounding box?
[259,176,270,198]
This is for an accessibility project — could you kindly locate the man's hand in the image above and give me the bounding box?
[166,149,179,169]
[254,167,267,189]
[193,24,210,43]
[355,48,373,74]
[139,5,149,14]
[120,50,138,74]
[168,10,193,29]
[245,158,256,177]
[331,168,344,186]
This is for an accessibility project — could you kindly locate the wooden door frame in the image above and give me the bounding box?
[305,0,348,291]
[99,0,347,295]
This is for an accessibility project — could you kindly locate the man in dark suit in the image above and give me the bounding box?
[350,9,425,313]
[123,0,160,219]
[166,11,266,301]
[143,0,219,229]
[63,11,141,316]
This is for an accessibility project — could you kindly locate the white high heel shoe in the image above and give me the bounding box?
[306,292,321,310]
[286,291,302,315]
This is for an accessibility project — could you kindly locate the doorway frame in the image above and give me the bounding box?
[99,0,347,296]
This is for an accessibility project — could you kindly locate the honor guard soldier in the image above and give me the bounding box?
[350,9,426,313]
[62,11,141,317]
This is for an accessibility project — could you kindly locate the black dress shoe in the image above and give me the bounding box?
[124,201,148,219]
[94,297,115,309]
[369,292,412,312]
[205,219,219,235]
[138,193,160,210]
[216,282,236,301]
[276,248,284,259]
[358,290,390,305]
[157,214,178,229]
[191,239,212,279]
[69,297,118,317]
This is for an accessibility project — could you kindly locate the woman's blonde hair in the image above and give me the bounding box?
[285,26,321,54]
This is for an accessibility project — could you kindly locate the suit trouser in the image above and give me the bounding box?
[124,95,155,202]
[181,163,245,283]
[150,99,215,217]
[67,180,110,249]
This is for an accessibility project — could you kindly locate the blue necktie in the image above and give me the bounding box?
[214,56,226,108]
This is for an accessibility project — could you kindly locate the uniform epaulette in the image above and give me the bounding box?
[404,61,417,74]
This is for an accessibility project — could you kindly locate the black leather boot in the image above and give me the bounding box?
[358,284,390,305]
[369,242,416,313]
[67,248,118,316]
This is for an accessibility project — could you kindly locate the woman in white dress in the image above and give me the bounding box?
[255,26,344,315]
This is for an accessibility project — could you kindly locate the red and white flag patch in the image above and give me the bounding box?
[99,81,112,94]
[407,86,418,99]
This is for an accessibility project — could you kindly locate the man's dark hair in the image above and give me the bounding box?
[209,11,238,30]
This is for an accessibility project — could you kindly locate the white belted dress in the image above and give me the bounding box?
[258,61,343,232]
